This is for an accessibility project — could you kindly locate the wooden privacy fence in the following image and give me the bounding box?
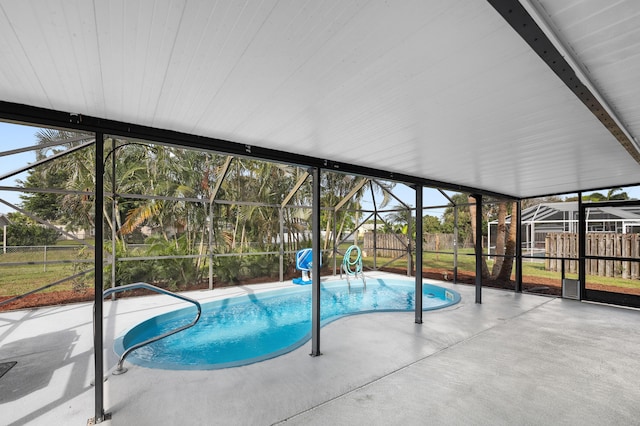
[363,233,473,258]
[363,233,408,258]
[545,232,640,279]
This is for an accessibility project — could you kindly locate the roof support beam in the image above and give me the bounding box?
[209,156,233,204]
[0,101,515,200]
[334,178,368,212]
[281,171,309,208]
[372,179,410,210]
[0,140,94,182]
[488,0,640,163]
[0,134,93,157]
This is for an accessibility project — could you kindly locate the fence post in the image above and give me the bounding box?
[545,235,550,271]
[605,234,613,277]
[43,245,47,272]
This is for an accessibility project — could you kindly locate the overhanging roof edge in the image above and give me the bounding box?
[0,100,515,200]
[488,0,640,164]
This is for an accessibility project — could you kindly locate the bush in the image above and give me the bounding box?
[103,240,154,289]
[5,213,60,246]
[146,235,200,289]
[214,253,244,284]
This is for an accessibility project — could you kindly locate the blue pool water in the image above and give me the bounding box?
[115,278,460,370]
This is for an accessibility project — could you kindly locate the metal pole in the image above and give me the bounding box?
[208,204,213,290]
[310,167,322,357]
[578,192,585,300]
[333,208,337,275]
[415,185,423,324]
[474,194,482,304]
[407,207,412,277]
[515,200,523,293]
[43,246,47,272]
[3,225,6,254]
[279,208,284,282]
[111,139,117,299]
[373,211,378,270]
[93,133,105,423]
[453,205,458,283]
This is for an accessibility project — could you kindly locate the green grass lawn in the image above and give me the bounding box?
[362,249,640,291]
[0,243,93,297]
[2,243,640,298]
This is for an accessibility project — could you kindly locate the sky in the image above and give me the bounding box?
[1,121,639,219]
[0,121,43,214]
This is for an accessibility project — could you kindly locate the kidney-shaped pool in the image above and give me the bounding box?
[115,278,460,370]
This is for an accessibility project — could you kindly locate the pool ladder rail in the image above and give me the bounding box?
[97,282,202,375]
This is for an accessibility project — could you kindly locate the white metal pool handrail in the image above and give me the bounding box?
[97,282,202,375]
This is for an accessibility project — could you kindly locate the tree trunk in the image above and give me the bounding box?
[323,213,332,251]
[497,202,518,282]
[468,196,490,278]
[491,202,507,277]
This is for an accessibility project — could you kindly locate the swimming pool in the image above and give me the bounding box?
[115,278,460,370]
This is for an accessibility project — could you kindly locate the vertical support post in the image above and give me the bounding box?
[453,205,458,283]
[3,225,6,254]
[279,208,284,282]
[310,167,322,357]
[208,203,213,290]
[407,207,412,276]
[43,246,47,272]
[415,185,423,324]
[474,194,483,304]
[333,208,338,275]
[373,211,378,270]
[94,133,105,423]
[530,220,535,257]
[111,138,117,298]
[578,192,585,300]
[515,200,523,293]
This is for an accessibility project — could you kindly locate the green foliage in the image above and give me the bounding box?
[4,213,60,246]
[245,250,280,279]
[441,193,473,242]
[423,215,442,233]
[565,187,631,202]
[214,252,245,284]
[19,166,69,221]
[146,235,201,289]
[103,240,154,288]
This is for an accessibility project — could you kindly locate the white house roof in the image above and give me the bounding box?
[518,202,640,223]
[1,1,639,199]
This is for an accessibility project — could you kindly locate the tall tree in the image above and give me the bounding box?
[19,129,93,223]
[491,202,507,277]
[468,195,490,278]
[441,193,472,243]
[496,202,518,282]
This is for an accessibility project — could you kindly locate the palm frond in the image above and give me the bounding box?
[120,201,161,235]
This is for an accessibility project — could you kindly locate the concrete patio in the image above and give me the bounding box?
[1,272,639,425]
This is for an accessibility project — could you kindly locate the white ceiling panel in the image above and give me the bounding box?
[533,0,640,144]
[0,0,639,199]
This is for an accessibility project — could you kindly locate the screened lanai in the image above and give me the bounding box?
[1,0,640,424]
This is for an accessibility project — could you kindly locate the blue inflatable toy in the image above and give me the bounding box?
[293,248,321,285]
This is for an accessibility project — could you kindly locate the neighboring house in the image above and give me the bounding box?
[489,202,640,257]
[0,214,10,253]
